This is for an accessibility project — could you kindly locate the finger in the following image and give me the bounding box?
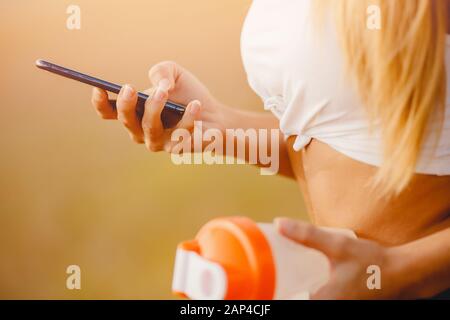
[162,100,201,153]
[116,84,144,143]
[91,87,117,119]
[148,61,179,90]
[274,218,353,259]
[310,286,337,300]
[141,80,170,151]
[176,100,202,130]
[142,87,156,96]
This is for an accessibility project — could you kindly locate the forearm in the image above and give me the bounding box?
[222,105,294,178]
[387,225,450,298]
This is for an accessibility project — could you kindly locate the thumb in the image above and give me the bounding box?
[274,218,352,260]
[148,61,180,90]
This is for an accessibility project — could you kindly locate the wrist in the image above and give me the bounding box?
[382,246,408,298]
[217,102,239,133]
[384,245,429,299]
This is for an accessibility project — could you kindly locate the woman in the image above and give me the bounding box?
[90,0,450,299]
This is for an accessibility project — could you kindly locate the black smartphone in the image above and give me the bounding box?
[35,59,185,129]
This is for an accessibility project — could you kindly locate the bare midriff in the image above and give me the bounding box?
[287,137,450,246]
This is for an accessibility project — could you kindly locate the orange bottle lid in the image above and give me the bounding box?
[173,216,276,300]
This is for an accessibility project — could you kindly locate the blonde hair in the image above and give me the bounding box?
[316,0,447,195]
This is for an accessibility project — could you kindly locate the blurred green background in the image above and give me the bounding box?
[0,0,306,299]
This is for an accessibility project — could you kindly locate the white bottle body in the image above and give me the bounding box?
[257,223,356,299]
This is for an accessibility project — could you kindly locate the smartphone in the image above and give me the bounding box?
[35,59,185,129]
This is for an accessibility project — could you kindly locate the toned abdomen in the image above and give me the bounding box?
[288,137,450,246]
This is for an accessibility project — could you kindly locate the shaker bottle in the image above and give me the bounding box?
[172,216,355,300]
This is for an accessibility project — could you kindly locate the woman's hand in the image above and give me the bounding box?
[275,218,404,299]
[91,61,232,152]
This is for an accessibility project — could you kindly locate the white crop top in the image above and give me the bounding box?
[241,0,450,175]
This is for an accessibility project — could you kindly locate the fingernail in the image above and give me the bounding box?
[93,87,103,100]
[158,79,171,91]
[122,85,135,100]
[154,80,169,102]
[154,87,167,102]
[189,100,201,115]
[275,218,296,234]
